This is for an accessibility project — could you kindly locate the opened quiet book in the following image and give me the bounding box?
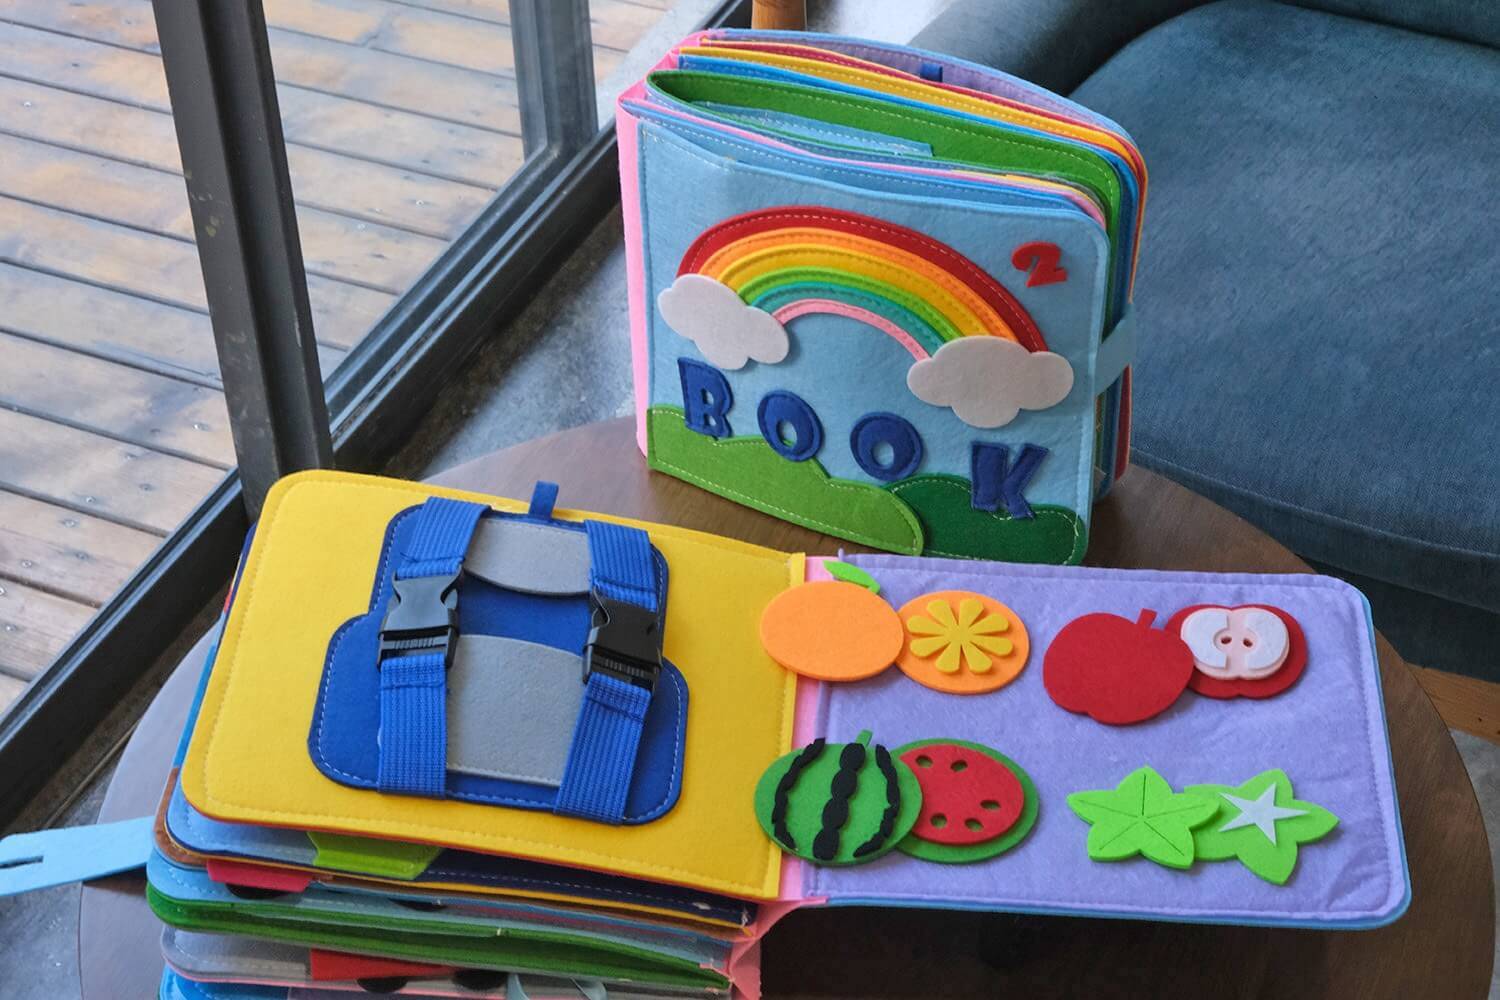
[149,471,1407,999]
[148,32,1400,1000]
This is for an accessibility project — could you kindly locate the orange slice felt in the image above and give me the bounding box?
[759,580,903,682]
[896,590,1029,694]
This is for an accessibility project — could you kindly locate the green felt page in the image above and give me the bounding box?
[645,70,1123,251]
[147,889,729,990]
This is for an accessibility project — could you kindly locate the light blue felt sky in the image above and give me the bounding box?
[635,117,1110,519]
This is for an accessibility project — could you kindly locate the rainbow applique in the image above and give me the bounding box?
[676,207,1048,359]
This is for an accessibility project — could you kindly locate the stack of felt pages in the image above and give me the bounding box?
[149,471,1408,1000]
[619,30,1146,565]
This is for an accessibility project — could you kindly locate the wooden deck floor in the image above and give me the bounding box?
[0,0,679,708]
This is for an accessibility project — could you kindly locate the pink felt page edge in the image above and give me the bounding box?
[724,556,839,999]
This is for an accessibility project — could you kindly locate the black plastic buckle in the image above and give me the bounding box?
[583,590,662,691]
[379,572,459,668]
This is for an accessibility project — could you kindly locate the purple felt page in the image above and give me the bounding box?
[802,555,1407,928]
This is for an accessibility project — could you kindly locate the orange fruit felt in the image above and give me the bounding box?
[896,590,1029,695]
[759,580,904,682]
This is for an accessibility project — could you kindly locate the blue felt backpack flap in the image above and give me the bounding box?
[307,498,687,825]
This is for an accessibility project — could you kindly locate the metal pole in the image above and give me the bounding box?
[150,0,332,516]
[511,0,600,158]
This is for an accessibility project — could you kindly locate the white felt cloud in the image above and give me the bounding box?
[906,336,1075,428]
[657,274,790,370]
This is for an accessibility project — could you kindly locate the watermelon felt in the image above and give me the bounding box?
[894,739,1038,864]
[753,731,921,866]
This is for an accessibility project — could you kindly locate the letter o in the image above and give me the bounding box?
[850,412,924,482]
[757,390,823,462]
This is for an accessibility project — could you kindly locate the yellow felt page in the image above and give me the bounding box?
[180,471,800,900]
[681,44,1144,178]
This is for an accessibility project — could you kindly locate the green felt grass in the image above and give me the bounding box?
[886,473,1086,564]
[647,405,924,554]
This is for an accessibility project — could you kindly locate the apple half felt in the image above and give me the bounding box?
[1166,603,1307,699]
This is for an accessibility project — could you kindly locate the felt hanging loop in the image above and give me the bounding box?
[375,496,488,797]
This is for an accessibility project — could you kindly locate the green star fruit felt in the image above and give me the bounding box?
[1188,769,1339,885]
[1066,766,1218,870]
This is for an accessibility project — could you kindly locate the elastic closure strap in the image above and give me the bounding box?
[1094,305,1136,393]
[377,496,488,797]
[556,520,663,823]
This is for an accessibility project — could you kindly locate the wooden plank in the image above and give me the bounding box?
[0,22,524,187]
[0,491,159,607]
[0,21,171,108]
[589,0,669,52]
[0,262,220,382]
[274,86,523,188]
[593,46,626,81]
[348,5,517,76]
[0,408,227,534]
[0,672,28,713]
[260,0,388,43]
[265,28,523,135]
[0,577,97,678]
[0,132,450,293]
[386,0,510,25]
[0,77,496,239]
[0,196,393,350]
[0,334,235,465]
[261,0,660,57]
[0,131,191,236]
[396,0,674,26]
[0,263,347,387]
[2,0,524,135]
[1412,665,1500,746]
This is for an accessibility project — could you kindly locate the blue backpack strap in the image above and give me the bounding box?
[555,521,663,823]
[377,496,487,797]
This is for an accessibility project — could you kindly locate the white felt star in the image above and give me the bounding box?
[1217,785,1308,845]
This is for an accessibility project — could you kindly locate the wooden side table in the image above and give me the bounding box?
[80,419,1494,998]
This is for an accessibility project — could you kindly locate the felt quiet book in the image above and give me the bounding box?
[150,472,1407,1000]
[617,30,1144,565]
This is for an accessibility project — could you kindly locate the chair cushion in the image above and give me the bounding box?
[1289,0,1500,52]
[1069,2,1500,658]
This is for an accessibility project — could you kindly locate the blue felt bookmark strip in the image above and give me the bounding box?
[0,815,153,896]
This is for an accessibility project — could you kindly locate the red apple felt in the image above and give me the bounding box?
[1043,609,1195,725]
[1167,604,1307,699]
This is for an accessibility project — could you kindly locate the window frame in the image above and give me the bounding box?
[0,0,750,821]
